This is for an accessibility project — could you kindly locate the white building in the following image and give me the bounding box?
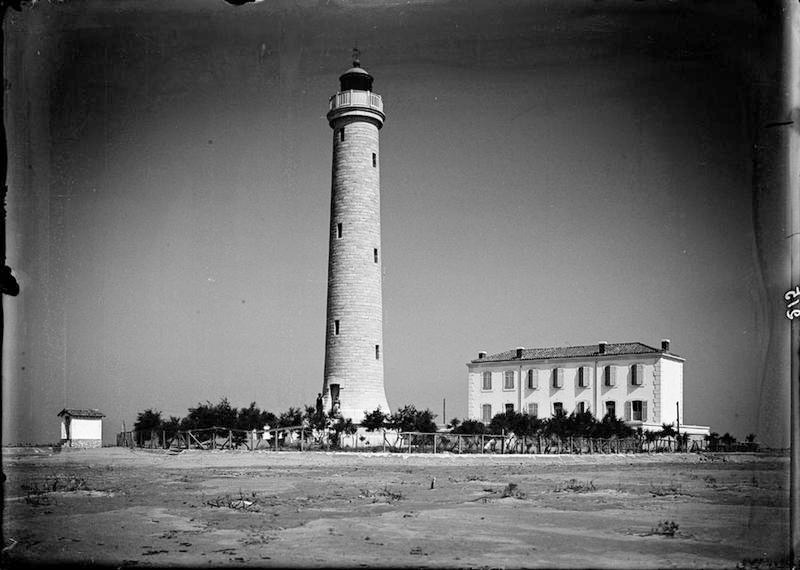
[467,340,709,436]
[58,408,105,448]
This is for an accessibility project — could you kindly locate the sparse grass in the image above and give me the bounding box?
[649,520,679,537]
[499,483,526,499]
[205,490,261,511]
[649,483,688,497]
[359,487,403,502]
[737,554,793,569]
[554,479,595,493]
[21,474,89,506]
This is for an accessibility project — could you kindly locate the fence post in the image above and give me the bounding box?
[408,433,412,454]
[481,434,485,454]
[458,434,462,454]
[433,433,437,454]
[382,429,386,453]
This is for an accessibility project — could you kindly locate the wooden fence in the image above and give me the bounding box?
[117,427,707,454]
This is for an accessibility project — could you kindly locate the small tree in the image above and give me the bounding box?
[162,416,181,433]
[330,417,358,448]
[134,409,163,433]
[361,407,388,431]
[304,405,330,433]
[659,423,677,439]
[236,402,265,431]
[451,419,487,435]
[278,407,304,428]
[388,405,438,433]
[447,418,461,430]
[488,410,516,434]
[720,432,737,450]
[542,409,570,439]
[180,398,237,430]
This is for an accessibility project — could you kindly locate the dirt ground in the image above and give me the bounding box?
[1,447,791,568]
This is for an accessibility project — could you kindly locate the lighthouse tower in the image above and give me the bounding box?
[322,52,390,422]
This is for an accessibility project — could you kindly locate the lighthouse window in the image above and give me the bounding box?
[339,128,345,142]
[334,320,340,335]
[373,248,378,263]
[375,344,380,360]
[372,153,377,167]
[337,223,342,238]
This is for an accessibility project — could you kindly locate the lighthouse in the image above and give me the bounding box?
[322,51,390,422]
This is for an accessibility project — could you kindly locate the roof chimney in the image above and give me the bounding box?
[661,339,670,352]
[515,347,524,359]
[478,351,487,360]
[598,341,607,354]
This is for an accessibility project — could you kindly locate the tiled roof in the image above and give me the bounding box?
[472,342,675,363]
[58,408,105,418]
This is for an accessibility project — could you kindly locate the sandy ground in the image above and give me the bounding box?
[1,447,791,568]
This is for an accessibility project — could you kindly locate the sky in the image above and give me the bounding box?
[2,0,792,446]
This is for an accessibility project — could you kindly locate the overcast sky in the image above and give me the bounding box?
[2,0,791,446]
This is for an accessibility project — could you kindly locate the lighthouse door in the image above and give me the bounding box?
[329,384,340,413]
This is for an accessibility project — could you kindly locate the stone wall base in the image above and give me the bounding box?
[60,438,102,449]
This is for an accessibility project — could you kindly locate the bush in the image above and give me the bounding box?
[387,405,437,433]
[451,419,487,435]
[361,407,389,431]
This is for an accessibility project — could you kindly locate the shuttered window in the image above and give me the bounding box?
[552,368,563,389]
[504,370,515,390]
[527,369,538,389]
[578,366,589,388]
[527,403,538,417]
[576,401,587,414]
[482,372,492,390]
[505,403,514,414]
[604,365,616,387]
[553,402,564,415]
[605,401,616,418]
[631,364,644,385]
[627,400,647,422]
[482,404,492,423]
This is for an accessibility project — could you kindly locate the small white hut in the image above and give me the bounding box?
[58,408,105,448]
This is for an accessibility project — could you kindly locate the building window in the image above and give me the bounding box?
[372,152,377,167]
[504,370,515,390]
[505,403,514,414]
[334,320,340,335]
[340,128,345,142]
[604,365,615,387]
[552,368,563,389]
[375,344,380,360]
[627,400,647,422]
[553,402,564,416]
[482,371,492,390]
[605,400,616,418]
[576,401,587,414]
[631,364,643,386]
[374,248,379,263]
[527,403,538,417]
[337,223,342,238]
[578,366,588,388]
[482,404,492,423]
[527,369,537,389]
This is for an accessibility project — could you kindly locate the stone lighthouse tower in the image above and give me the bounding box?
[322,51,390,422]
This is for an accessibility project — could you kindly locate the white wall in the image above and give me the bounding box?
[658,357,683,426]
[468,354,684,427]
[61,417,102,440]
